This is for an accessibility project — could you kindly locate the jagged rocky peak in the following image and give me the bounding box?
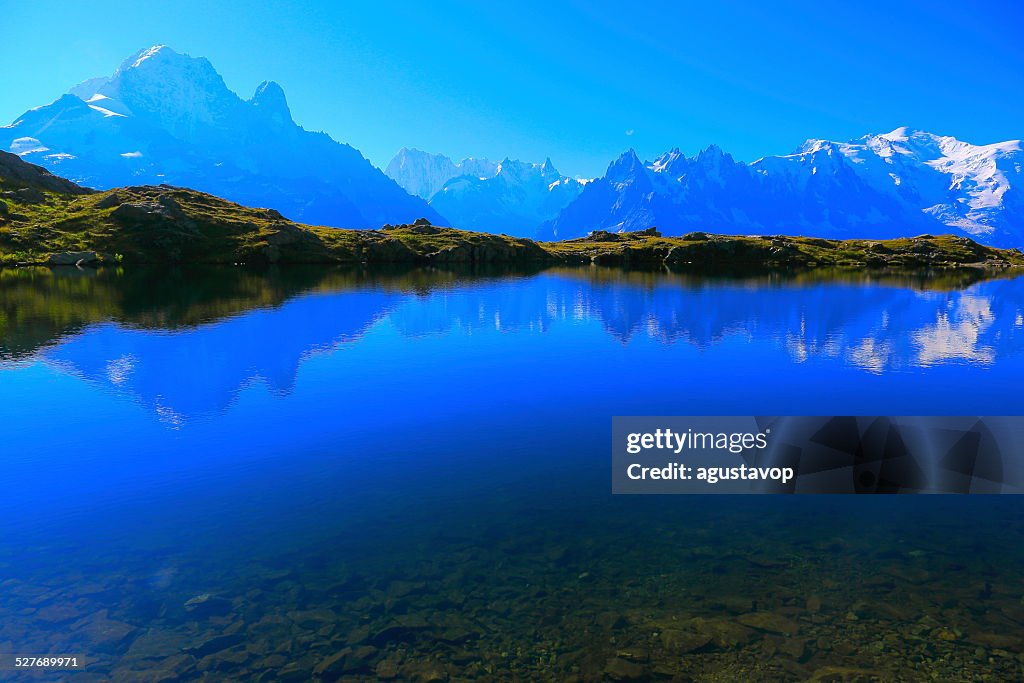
[650,148,686,174]
[539,157,560,177]
[495,157,532,179]
[606,148,646,181]
[250,81,292,125]
[697,143,727,162]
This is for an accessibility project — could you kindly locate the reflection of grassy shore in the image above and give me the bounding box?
[2,150,1023,270]
[549,263,1024,293]
[0,265,554,360]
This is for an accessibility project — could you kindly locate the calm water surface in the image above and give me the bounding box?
[1,265,1023,681]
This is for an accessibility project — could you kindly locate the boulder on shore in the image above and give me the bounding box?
[46,251,100,266]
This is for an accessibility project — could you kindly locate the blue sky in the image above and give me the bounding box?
[3,0,1022,178]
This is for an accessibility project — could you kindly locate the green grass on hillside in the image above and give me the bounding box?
[2,176,1022,271]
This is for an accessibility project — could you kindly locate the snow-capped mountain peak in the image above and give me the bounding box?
[786,129,1024,237]
[2,45,442,228]
[118,44,174,71]
[92,46,239,141]
[650,148,683,173]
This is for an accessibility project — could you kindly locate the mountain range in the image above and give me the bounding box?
[8,146,1017,273]
[0,45,442,228]
[2,45,1021,246]
[542,129,1023,246]
[386,149,586,237]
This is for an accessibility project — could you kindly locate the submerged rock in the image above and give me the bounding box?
[184,633,244,658]
[737,612,801,635]
[660,628,713,654]
[686,616,757,649]
[603,656,646,680]
[183,593,232,617]
[375,654,402,679]
[313,645,377,678]
[71,609,137,652]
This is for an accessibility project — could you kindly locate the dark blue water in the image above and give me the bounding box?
[1,266,1023,681]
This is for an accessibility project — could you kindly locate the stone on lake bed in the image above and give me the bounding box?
[275,663,313,682]
[686,616,757,648]
[603,656,647,680]
[385,579,426,598]
[285,608,338,628]
[399,660,449,683]
[125,628,198,659]
[71,609,137,651]
[34,603,82,623]
[313,645,378,677]
[370,614,431,645]
[660,628,713,653]
[736,611,801,635]
[375,655,402,679]
[183,593,232,617]
[184,633,244,658]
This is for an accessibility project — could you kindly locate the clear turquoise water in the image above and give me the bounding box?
[1,266,1023,681]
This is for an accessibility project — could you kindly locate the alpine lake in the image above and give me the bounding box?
[1,263,1023,682]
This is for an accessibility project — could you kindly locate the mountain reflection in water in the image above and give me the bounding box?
[1,266,1021,422]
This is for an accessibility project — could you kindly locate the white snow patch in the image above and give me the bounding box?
[88,104,126,118]
[129,45,169,69]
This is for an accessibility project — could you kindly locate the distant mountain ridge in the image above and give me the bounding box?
[385,148,499,200]
[1,45,443,228]
[386,150,586,237]
[543,128,1023,247]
